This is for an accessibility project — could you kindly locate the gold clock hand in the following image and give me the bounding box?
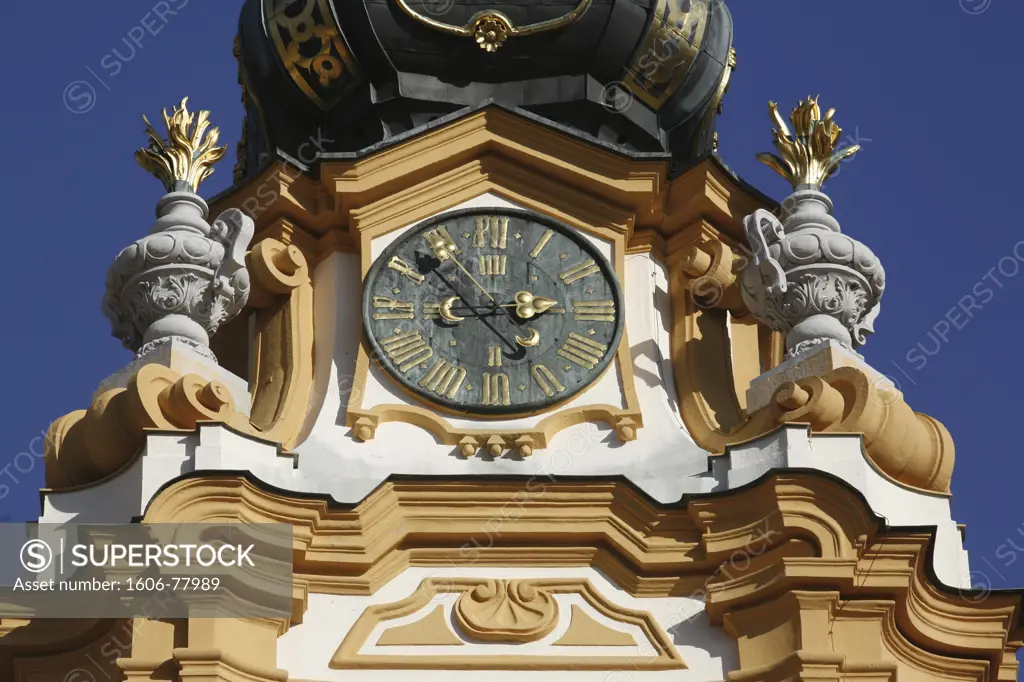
[510,291,558,319]
[449,292,560,319]
[425,229,506,311]
[450,256,499,306]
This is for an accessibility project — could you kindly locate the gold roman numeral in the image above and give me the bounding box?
[560,258,600,284]
[387,256,425,284]
[557,333,608,369]
[380,330,433,372]
[473,216,509,249]
[419,359,467,399]
[372,295,415,320]
[482,372,511,406]
[572,299,616,322]
[423,225,461,256]
[478,254,507,276]
[423,302,441,320]
[530,229,554,258]
[487,345,503,367]
[531,364,565,397]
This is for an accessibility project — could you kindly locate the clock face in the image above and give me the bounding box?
[362,208,624,415]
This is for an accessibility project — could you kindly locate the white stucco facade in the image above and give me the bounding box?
[33,191,978,681]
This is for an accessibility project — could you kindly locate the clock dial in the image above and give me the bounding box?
[362,208,623,415]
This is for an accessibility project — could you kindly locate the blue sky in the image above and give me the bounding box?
[1,0,1022,600]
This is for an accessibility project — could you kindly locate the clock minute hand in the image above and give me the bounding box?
[450,257,498,306]
[424,229,503,309]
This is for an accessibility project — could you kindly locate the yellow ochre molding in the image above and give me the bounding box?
[347,402,643,456]
[44,364,251,490]
[246,238,315,450]
[133,471,1021,675]
[0,618,130,682]
[7,471,1021,678]
[728,366,954,494]
[376,605,464,647]
[331,577,683,670]
[553,605,638,647]
[209,108,667,254]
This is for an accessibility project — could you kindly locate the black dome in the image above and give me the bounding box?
[236,0,733,178]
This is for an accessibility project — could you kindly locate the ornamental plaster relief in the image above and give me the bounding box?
[278,567,733,681]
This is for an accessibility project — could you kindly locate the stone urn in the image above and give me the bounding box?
[741,191,885,357]
[102,97,253,362]
[741,96,886,358]
[102,194,253,361]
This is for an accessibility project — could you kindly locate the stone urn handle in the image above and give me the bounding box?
[743,209,787,297]
[211,208,254,301]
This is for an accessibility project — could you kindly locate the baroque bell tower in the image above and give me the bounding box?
[3,1,1022,680]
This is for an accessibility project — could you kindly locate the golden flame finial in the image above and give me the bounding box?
[756,96,860,191]
[135,97,228,194]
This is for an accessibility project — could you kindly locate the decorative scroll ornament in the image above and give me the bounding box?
[264,0,363,110]
[756,96,860,191]
[135,98,227,194]
[621,0,710,107]
[454,579,559,642]
[741,102,884,357]
[105,100,253,362]
[394,0,594,52]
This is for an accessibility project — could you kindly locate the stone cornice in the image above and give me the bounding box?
[137,468,1023,672]
[11,466,1022,681]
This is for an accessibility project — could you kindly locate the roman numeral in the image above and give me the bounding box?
[572,299,616,322]
[531,364,565,397]
[387,256,425,284]
[487,345,503,367]
[557,333,608,370]
[371,295,415,320]
[380,330,433,372]
[419,359,467,399]
[560,258,600,284]
[482,372,511,406]
[423,225,460,256]
[530,229,554,258]
[423,302,441,320]
[478,254,507,276]
[473,216,509,249]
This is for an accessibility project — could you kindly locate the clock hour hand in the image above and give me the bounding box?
[478,291,559,319]
[510,290,558,320]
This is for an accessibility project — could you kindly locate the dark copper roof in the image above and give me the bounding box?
[236,0,734,178]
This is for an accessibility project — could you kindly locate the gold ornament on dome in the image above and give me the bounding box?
[264,0,363,110]
[756,96,860,190]
[474,15,510,52]
[135,97,227,193]
[394,0,593,52]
